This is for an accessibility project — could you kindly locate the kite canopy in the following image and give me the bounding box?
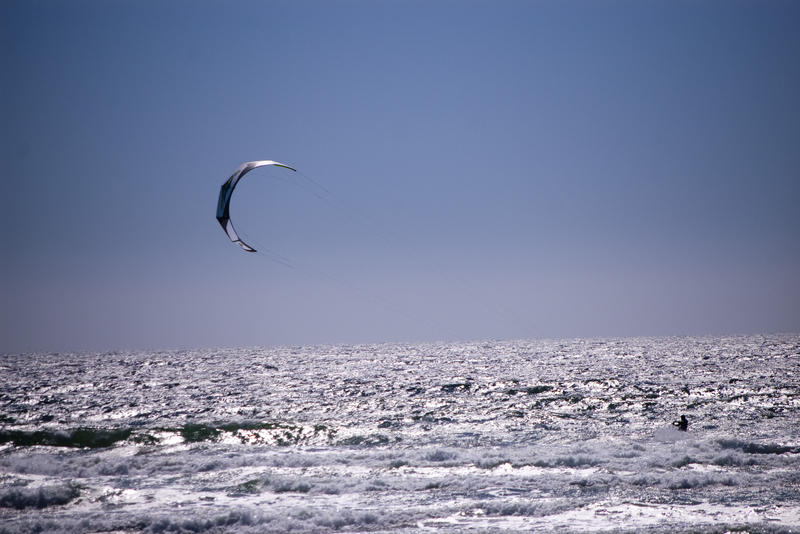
[216,160,297,252]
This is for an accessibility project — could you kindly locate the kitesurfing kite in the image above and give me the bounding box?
[216,160,296,252]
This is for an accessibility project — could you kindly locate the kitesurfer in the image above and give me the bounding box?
[672,414,688,431]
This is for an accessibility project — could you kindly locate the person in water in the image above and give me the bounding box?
[672,414,688,431]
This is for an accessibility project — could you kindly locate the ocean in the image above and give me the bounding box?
[1,334,798,533]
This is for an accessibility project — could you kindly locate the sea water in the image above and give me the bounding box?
[1,334,798,533]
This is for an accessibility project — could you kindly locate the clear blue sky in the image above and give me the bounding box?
[2,0,799,353]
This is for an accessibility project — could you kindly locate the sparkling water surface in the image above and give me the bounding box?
[1,334,799,533]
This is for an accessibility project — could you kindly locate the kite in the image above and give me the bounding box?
[216,160,296,252]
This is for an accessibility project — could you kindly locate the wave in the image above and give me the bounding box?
[717,439,800,455]
[0,506,409,534]
[0,428,132,449]
[0,484,79,510]
[178,421,336,446]
[0,421,338,449]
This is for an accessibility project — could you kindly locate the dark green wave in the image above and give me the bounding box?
[0,421,338,449]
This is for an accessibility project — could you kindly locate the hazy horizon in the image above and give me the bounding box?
[2,0,799,354]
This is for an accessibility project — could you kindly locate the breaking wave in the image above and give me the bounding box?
[0,484,79,510]
[0,421,338,449]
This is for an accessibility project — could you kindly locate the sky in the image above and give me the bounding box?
[2,0,799,353]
